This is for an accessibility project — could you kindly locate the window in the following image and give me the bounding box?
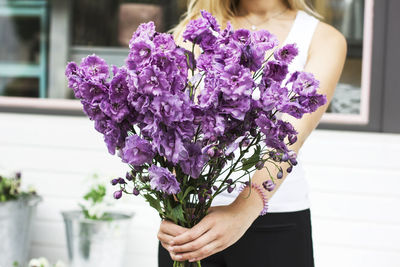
[0,0,381,129]
[312,0,373,125]
[0,0,48,98]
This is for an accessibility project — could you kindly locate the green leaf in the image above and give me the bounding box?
[241,145,261,171]
[144,194,163,214]
[181,186,195,202]
[170,204,187,225]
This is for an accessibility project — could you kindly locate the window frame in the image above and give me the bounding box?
[0,0,393,133]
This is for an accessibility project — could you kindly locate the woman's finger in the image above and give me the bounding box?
[157,231,175,246]
[170,240,221,262]
[171,217,213,245]
[160,219,189,237]
[171,228,219,254]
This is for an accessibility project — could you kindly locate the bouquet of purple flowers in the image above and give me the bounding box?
[66,10,325,267]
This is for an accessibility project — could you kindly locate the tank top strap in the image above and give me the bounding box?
[283,10,320,70]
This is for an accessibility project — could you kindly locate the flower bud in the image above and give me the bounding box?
[133,187,140,196]
[287,166,293,173]
[227,186,234,193]
[207,147,215,157]
[289,135,297,145]
[226,179,233,185]
[281,153,289,162]
[255,161,264,170]
[199,196,205,203]
[262,180,275,192]
[250,128,257,137]
[277,169,283,179]
[113,190,123,199]
[118,178,126,184]
[111,179,119,186]
[290,158,298,166]
[212,185,218,191]
[126,172,134,181]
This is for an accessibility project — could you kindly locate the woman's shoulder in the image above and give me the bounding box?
[309,19,347,58]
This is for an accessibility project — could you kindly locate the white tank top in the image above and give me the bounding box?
[211,10,320,213]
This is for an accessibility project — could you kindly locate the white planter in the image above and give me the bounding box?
[62,211,133,267]
[0,195,42,267]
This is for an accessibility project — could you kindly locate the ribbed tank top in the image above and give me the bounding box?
[211,10,320,212]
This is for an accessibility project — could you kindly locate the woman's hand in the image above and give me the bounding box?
[157,219,189,253]
[165,201,261,262]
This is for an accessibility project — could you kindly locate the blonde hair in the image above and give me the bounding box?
[171,0,321,42]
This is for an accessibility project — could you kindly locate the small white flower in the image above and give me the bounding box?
[28,257,50,267]
[54,260,67,267]
[88,202,108,219]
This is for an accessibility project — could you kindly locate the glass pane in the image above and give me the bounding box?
[0,15,41,64]
[71,0,187,47]
[0,77,39,97]
[311,0,365,115]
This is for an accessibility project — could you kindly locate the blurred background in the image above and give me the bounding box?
[0,0,399,266]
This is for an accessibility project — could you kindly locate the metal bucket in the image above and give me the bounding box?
[62,211,133,267]
[0,195,42,267]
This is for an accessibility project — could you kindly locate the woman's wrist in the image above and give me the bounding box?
[229,182,266,222]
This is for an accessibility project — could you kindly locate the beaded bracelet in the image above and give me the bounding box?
[238,181,269,216]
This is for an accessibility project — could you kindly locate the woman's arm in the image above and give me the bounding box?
[159,22,347,262]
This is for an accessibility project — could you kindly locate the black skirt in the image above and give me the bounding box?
[158,208,315,267]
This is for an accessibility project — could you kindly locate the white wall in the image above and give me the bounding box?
[0,113,399,267]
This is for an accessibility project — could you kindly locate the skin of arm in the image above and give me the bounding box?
[157,21,347,262]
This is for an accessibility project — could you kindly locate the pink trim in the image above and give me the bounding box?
[0,96,82,111]
[238,181,269,216]
[321,0,374,125]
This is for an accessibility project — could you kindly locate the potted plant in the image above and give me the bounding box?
[13,257,66,267]
[0,171,42,267]
[62,179,134,267]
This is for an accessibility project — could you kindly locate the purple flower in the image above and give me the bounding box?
[281,101,308,119]
[100,99,130,123]
[220,97,251,120]
[251,29,279,52]
[220,66,254,101]
[109,68,129,103]
[182,17,211,44]
[201,10,220,33]
[80,54,109,80]
[274,44,298,64]
[225,136,246,155]
[233,29,251,45]
[137,66,169,96]
[179,142,206,178]
[263,60,289,83]
[82,100,106,121]
[153,33,176,52]
[298,93,327,113]
[78,80,108,103]
[126,38,154,70]
[148,165,180,194]
[262,180,275,191]
[259,82,289,112]
[65,62,83,98]
[129,22,156,47]
[121,135,155,166]
[291,72,320,96]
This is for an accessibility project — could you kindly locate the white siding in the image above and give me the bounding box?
[1,113,399,267]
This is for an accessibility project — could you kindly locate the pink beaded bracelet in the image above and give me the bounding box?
[238,181,269,216]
